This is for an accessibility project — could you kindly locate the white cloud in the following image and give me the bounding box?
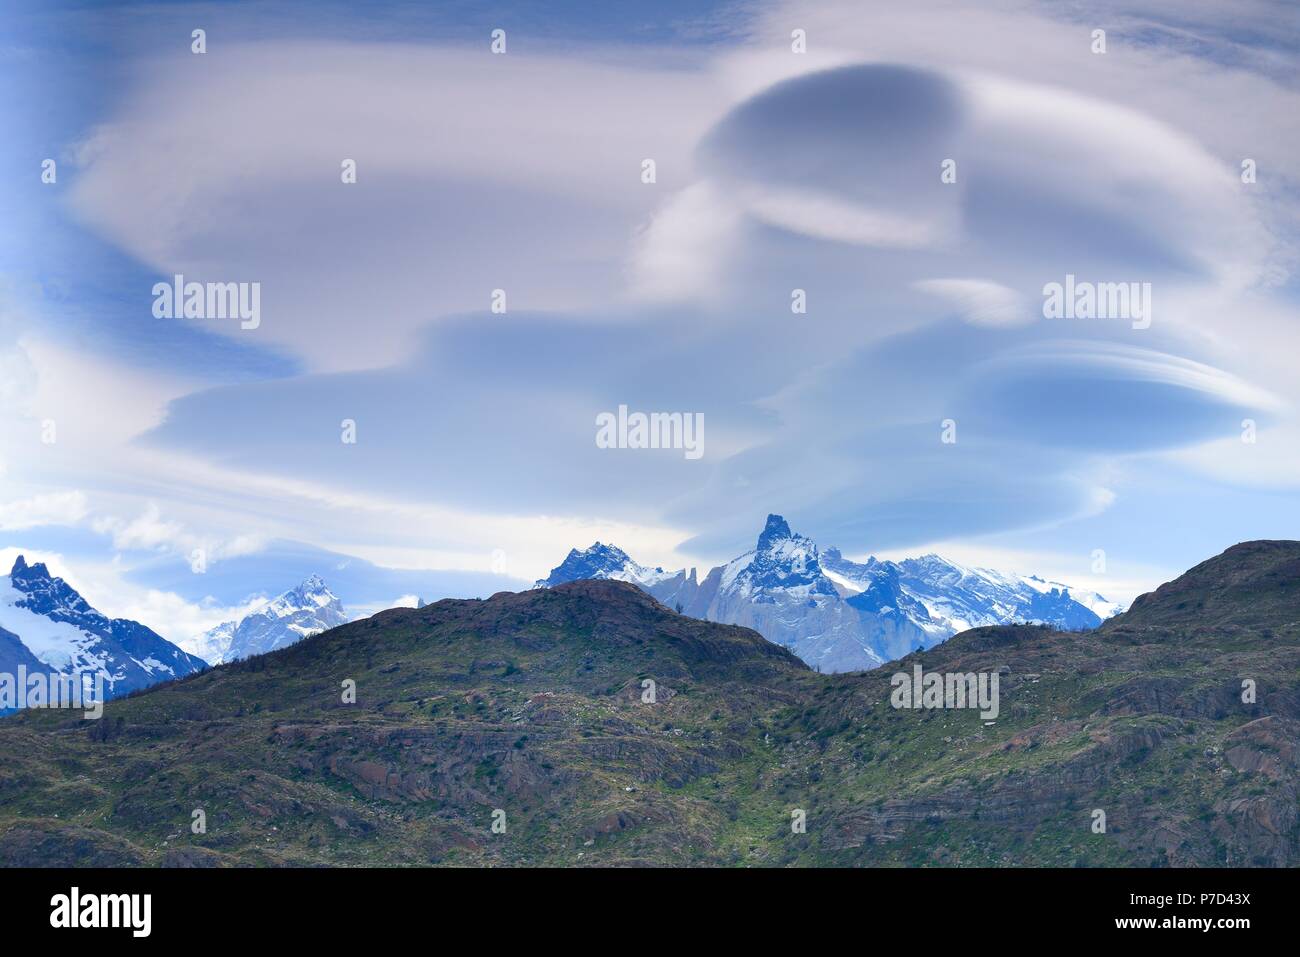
[67,43,725,371]
[0,491,89,531]
[109,588,268,657]
[1165,426,1300,490]
[92,503,266,565]
[628,183,743,303]
[741,185,941,248]
[975,340,1287,413]
[92,503,182,551]
[2,0,1293,608]
[11,336,193,456]
[913,278,1029,327]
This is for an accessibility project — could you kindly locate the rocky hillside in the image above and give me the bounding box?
[0,543,1295,867]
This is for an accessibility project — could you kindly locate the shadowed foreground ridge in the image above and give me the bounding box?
[0,546,1297,867]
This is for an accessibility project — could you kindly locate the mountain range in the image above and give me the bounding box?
[0,560,349,713]
[190,576,349,665]
[0,557,206,706]
[0,517,1116,716]
[537,514,1122,671]
[0,539,1293,866]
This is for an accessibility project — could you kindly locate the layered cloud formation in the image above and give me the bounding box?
[2,0,1298,636]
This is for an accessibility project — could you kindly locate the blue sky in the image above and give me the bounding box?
[2,0,1298,648]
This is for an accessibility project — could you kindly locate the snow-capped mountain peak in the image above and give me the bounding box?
[722,514,838,600]
[536,515,1125,674]
[825,550,1119,640]
[756,513,794,550]
[534,543,674,589]
[191,575,349,665]
[266,575,338,617]
[0,556,205,705]
[8,556,99,623]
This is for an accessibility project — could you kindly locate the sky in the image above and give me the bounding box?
[1,0,1298,650]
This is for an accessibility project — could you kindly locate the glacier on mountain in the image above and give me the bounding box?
[537,515,1123,673]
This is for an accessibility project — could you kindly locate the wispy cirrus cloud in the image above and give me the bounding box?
[0,491,88,531]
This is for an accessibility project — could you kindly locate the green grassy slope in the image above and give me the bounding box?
[1,544,1296,867]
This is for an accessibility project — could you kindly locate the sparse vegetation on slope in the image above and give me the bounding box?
[1,544,1297,867]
